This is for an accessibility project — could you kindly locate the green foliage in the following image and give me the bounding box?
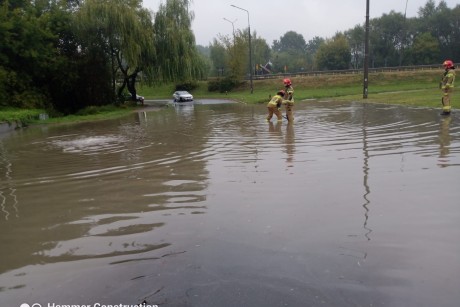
[271,31,308,73]
[227,31,249,78]
[410,32,440,64]
[76,0,155,103]
[315,34,351,70]
[345,26,365,69]
[153,0,206,82]
[272,31,307,53]
[209,39,228,77]
[0,0,58,109]
[175,80,199,92]
[75,105,121,116]
[207,77,240,93]
[305,36,325,70]
[369,11,406,67]
[252,35,271,70]
[209,31,245,79]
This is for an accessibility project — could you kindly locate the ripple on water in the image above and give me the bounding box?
[0,101,460,306]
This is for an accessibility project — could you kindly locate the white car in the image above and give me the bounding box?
[173,91,193,102]
[136,94,144,104]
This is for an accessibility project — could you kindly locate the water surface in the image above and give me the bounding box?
[1,100,459,307]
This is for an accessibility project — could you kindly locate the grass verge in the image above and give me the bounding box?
[140,69,446,107]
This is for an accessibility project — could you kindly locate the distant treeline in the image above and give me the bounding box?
[203,0,459,77]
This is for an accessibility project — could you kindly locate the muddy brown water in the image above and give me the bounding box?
[1,100,459,307]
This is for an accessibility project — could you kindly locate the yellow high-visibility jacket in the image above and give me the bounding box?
[442,68,455,89]
[285,85,294,102]
[267,94,284,107]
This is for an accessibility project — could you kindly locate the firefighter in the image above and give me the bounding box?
[283,78,295,121]
[440,59,456,115]
[266,90,285,121]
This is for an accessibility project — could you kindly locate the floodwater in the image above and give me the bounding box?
[0,100,459,307]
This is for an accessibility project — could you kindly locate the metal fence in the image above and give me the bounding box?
[251,64,440,80]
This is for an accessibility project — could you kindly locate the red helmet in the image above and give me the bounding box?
[443,60,454,69]
[277,90,285,96]
[283,78,292,86]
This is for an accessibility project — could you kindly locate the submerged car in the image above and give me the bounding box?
[173,91,193,102]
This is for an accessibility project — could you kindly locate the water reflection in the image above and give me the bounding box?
[361,104,372,242]
[0,141,18,221]
[284,122,295,167]
[438,116,451,166]
[268,120,282,135]
[173,101,194,116]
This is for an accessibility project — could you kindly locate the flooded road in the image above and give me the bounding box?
[1,100,459,307]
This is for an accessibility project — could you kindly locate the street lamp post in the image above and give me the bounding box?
[399,0,409,66]
[363,0,370,99]
[223,18,237,39]
[231,4,253,94]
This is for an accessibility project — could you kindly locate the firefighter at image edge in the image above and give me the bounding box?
[440,59,456,115]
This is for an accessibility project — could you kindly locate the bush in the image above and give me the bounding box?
[75,105,118,116]
[175,80,199,92]
[207,77,240,93]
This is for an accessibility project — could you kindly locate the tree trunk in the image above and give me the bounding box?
[127,71,138,101]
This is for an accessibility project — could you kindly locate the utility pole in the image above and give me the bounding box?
[363,0,370,99]
[399,0,409,66]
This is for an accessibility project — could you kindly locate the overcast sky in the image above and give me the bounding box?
[142,0,459,46]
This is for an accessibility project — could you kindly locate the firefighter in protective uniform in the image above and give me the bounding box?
[266,90,285,121]
[283,78,294,121]
[440,59,456,114]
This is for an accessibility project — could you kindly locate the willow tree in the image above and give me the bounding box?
[153,0,204,83]
[76,0,155,101]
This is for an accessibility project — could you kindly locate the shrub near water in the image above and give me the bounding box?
[0,108,45,124]
[75,105,121,116]
[207,77,242,93]
[175,80,199,92]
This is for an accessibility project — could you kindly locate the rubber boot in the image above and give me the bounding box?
[442,105,451,115]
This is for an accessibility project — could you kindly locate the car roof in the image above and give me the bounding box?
[175,91,190,94]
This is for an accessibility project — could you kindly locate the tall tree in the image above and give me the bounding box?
[0,0,76,109]
[76,0,155,102]
[272,31,308,73]
[220,32,246,79]
[369,11,406,67]
[272,31,307,53]
[315,33,351,70]
[153,0,205,83]
[417,0,457,61]
[410,32,440,64]
[210,29,249,79]
[251,34,271,75]
[345,25,365,69]
[209,38,228,76]
[305,36,324,70]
